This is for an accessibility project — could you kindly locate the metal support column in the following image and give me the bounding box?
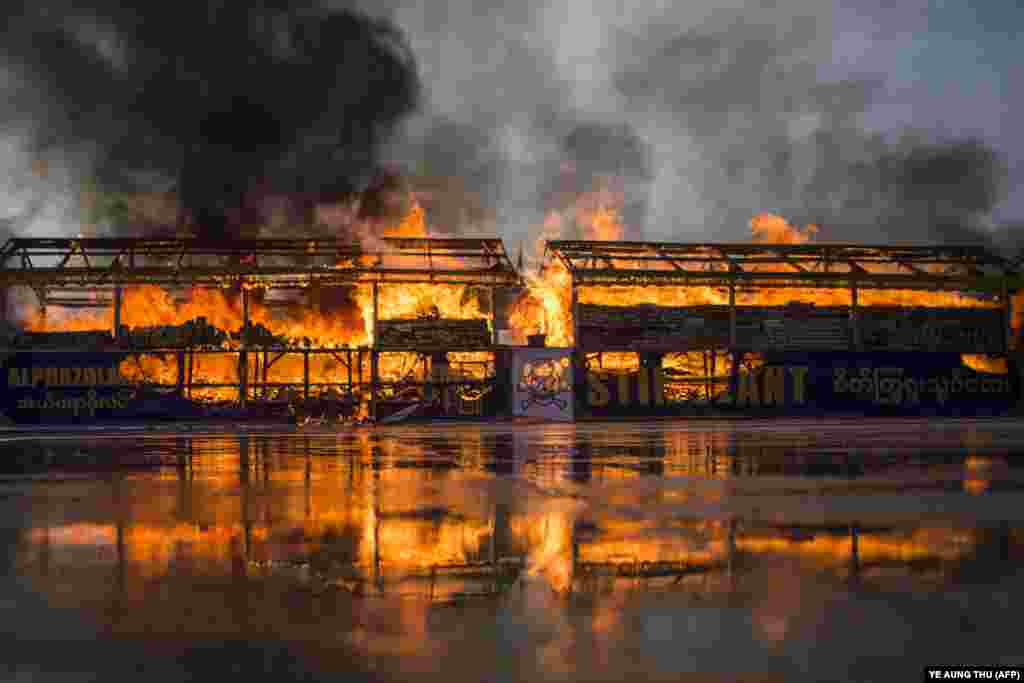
[239,285,249,406]
[730,351,742,402]
[372,282,380,346]
[303,347,310,400]
[703,350,711,401]
[850,282,860,351]
[357,350,364,396]
[261,351,268,400]
[370,282,379,420]
[570,281,583,413]
[112,285,123,339]
[252,353,260,400]
[490,285,499,345]
[728,282,737,348]
[570,283,579,348]
[710,349,718,399]
[347,349,354,399]
[177,351,186,394]
[370,351,380,420]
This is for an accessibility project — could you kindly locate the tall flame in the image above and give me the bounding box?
[507,188,628,346]
[382,199,427,238]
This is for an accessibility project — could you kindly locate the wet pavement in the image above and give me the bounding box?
[2,419,1024,682]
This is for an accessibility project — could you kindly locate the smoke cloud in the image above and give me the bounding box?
[0,0,420,240]
[1,1,1012,250]
[361,0,1009,247]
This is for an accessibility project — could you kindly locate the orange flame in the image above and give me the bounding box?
[382,198,427,238]
[750,212,817,244]
[508,188,628,346]
[20,193,491,402]
[17,181,1015,409]
[509,210,1008,382]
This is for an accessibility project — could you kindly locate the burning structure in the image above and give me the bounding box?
[0,235,520,422]
[0,213,1020,423]
[3,0,1021,424]
[506,213,1022,419]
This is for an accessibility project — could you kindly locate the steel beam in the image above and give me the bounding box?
[728,283,737,347]
[850,283,860,350]
[239,286,249,406]
[0,236,523,290]
[112,285,123,338]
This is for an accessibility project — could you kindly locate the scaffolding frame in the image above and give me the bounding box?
[543,240,1021,354]
[545,240,1019,290]
[0,237,519,416]
[543,241,1022,413]
[0,236,521,291]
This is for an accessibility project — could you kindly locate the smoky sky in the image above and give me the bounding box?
[357,0,1010,246]
[0,0,1013,248]
[0,0,419,239]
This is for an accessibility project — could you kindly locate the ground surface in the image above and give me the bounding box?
[1,418,1023,682]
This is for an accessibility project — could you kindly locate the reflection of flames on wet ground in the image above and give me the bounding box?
[18,436,1006,605]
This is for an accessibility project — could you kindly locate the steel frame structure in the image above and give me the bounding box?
[543,240,1021,354]
[544,240,1019,291]
[0,236,521,294]
[0,237,517,417]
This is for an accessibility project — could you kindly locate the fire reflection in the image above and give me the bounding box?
[13,429,1023,657]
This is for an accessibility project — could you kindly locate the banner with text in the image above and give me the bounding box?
[0,352,199,423]
[579,352,1018,417]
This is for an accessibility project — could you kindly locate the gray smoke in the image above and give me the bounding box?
[358,0,1009,246]
[2,1,1012,248]
[0,0,420,240]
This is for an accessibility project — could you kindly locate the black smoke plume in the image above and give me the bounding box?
[1,0,420,239]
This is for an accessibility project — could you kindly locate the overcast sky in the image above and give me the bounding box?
[828,0,1022,222]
